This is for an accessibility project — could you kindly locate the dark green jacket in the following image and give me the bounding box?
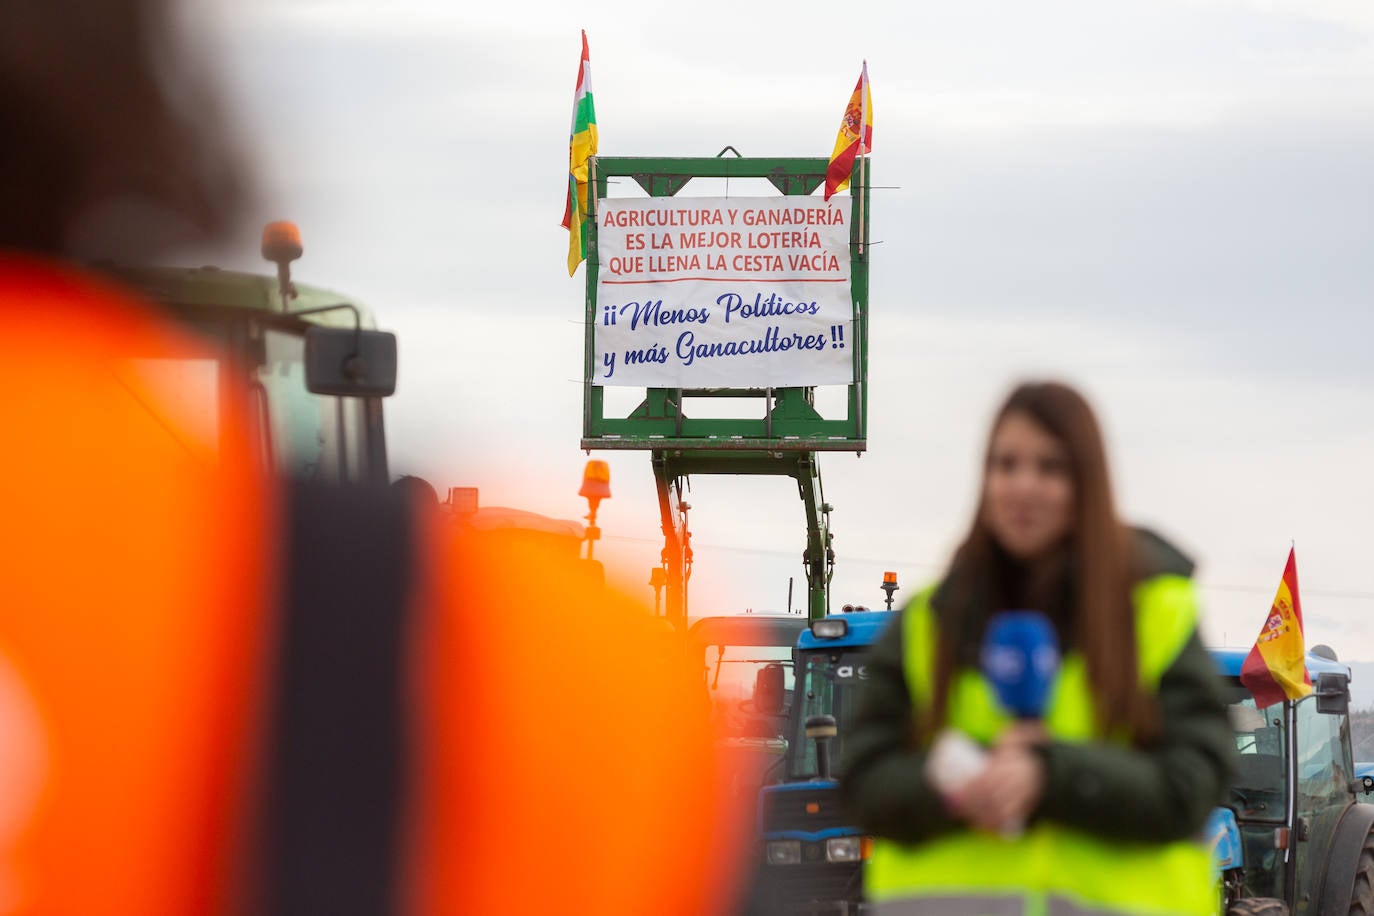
[841,530,1236,845]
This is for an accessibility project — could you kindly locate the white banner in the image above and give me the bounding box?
[594,197,854,387]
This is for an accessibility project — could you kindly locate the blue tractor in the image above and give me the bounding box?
[749,610,895,915]
[1204,647,1373,915]
[750,612,1374,916]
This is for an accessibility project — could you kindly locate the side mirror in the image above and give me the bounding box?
[1314,671,1350,716]
[305,326,397,397]
[753,663,785,716]
[806,714,838,780]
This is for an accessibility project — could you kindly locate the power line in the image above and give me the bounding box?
[1195,583,1374,601]
[601,534,1374,600]
[603,533,942,571]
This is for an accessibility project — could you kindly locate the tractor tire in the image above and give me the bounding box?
[1226,899,1288,916]
[1349,829,1374,916]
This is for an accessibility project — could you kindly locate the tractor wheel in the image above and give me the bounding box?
[1226,898,1288,916]
[1349,829,1374,916]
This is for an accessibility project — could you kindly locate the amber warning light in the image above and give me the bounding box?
[579,460,611,502]
[261,220,304,308]
[881,571,900,610]
[261,220,303,262]
[580,460,611,560]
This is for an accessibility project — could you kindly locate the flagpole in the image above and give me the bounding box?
[1283,698,1298,881]
[858,152,866,258]
[856,61,869,258]
[588,155,597,229]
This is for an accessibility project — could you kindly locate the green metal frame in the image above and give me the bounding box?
[581,155,869,450]
[579,155,870,625]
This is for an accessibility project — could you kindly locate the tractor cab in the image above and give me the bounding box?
[687,614,809,821]
[690,615,807,743]
[1212,646,1374,914]
[102,222,396,485]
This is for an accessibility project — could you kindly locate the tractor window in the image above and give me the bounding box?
[1294,696,1356,908]
[118,357,222,461]
[1228,691,1286,821]
[258,328,369,483]
[1295,695,1352,810]
[702,644,794,740]
[1228,687,1288,900]
[789,650,870,779]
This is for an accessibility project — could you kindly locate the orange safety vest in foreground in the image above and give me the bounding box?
[0,259,748,915]
[0,259,271,915]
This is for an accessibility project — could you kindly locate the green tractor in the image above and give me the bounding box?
[101,221,397,483]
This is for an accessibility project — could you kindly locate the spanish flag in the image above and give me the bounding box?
[562,30,598,276]
[1240,548,1313,709]
[824,62,873,201]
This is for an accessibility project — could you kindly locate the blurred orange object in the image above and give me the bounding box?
[407,523,750,915]
[0,258,271,915]
[0,258,750,915]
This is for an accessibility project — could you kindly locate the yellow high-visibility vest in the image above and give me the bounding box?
[865,575,1216,916]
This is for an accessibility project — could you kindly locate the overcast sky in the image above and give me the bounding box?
[186,0,1374,657]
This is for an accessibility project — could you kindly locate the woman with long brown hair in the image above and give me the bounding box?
[842,381,1234,916]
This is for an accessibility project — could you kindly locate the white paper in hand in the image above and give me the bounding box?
[923,728,988,795]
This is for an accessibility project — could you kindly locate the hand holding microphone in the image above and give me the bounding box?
[926,611,1060,836]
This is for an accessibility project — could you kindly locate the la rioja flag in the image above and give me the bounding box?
[1240,548,1312,709]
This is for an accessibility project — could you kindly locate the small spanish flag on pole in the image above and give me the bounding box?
[562,30,598,276]
[1240,547,1313,708]
[824,61,873,201]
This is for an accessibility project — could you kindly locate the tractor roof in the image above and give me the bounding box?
[98,264,375,328]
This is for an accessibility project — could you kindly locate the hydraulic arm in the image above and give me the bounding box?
[579,154,869,627]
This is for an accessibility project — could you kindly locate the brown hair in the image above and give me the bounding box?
[0,0,247,258]
[927,381,1156,743]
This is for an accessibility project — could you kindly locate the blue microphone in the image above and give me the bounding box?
[980,611,1061,719]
